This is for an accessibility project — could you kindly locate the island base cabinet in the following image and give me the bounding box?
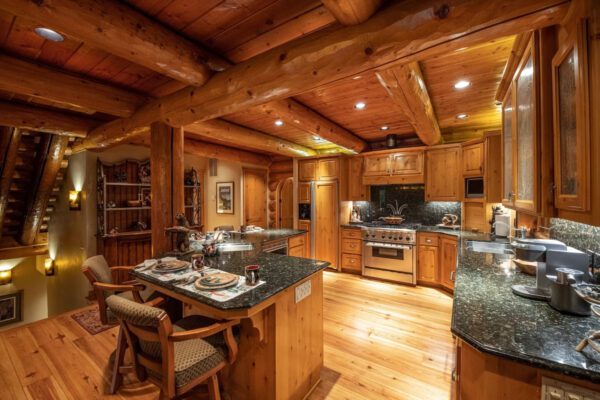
[220,272,324,400]
[455,340,600,400]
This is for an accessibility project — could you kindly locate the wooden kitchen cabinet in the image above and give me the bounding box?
[315,181,339,269]
[462,142,484,176]
[501,89,515,207]
[440,235,458,290]
[362,148,425,185]
[340,227,362,274]
[417,245,438,284]
[288,233,308,258]
[317,158,339,180]
[298,220,311,257]
[552,20,590,213]
[347,157,369,201]
[298,159,317,181]
[425,145,460,201]
[298,182,311,203]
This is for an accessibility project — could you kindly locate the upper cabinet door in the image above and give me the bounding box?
[514,43,539,213]
[501,89,515,207]
[553,21,590,212]
[317,158,339,180]
[390,151,423,175]
[462,142,484,176]
[298,160,317,181]
[363,154,390,176]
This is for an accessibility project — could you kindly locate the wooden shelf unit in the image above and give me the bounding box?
[97,159,203,266]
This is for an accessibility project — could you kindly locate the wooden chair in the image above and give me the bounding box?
[81,255,154,325]
[106,295,239,400]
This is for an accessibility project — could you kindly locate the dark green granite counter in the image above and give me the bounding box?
[452,234,600,383]
[132,229,326,311]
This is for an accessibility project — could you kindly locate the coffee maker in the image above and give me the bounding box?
[511,238,590,301]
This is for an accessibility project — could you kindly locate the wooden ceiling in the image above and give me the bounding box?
[0,0,564,157]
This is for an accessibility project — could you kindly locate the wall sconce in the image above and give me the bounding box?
[69,190,81,210]
[0,269,12,285]
[44,258,55,276]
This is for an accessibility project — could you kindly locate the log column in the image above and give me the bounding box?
[150,122,184,256]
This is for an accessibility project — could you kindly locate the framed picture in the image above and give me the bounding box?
[216,182,234,214]
[0,291,22,327]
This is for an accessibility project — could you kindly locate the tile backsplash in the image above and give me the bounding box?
[354,185,461,226]
[549,218,600,254]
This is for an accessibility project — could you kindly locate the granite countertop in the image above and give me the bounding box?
[133,229,326,311]
[452,234,600,382]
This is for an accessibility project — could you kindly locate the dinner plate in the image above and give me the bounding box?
[195,273,239,290]
[152,260,189,274]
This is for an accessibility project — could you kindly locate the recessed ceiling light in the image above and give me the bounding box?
[352,76,362,80]
[380,126,390,131]
[354,102,366,110]
[456,113,469,120]
[274,119,284,126]
[34,27,64,42]
[454,80,470,89]
[313,135,326,143]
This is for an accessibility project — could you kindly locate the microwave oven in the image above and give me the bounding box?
[465,177,484,198]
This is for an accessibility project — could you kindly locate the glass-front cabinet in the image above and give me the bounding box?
[552,21,590,212]
[501,37,540,214]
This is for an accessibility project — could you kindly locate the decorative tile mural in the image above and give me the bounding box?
[354,185,461,226]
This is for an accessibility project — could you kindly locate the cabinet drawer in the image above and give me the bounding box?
[341,228,362,239]
[341,238,361,254]
[418,233,439,246]
[288,234,305,249]
[341,253,361,272]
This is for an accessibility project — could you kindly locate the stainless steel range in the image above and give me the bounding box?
[362,226,416,285]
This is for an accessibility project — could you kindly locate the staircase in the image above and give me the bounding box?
[0,128,71,247]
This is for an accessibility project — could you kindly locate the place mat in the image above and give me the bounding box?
[174,267,265,303]
[135,258,193,282]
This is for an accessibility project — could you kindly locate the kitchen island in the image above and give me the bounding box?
[451,234,600,397]
[132,229,327,400]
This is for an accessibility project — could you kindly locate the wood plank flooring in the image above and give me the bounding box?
[0,271,454,400]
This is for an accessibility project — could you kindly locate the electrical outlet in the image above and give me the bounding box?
[295,280,311,303]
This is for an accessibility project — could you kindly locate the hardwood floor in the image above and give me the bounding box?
[0,272,454,400]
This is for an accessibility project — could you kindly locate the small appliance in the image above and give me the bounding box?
[547,268,591,316]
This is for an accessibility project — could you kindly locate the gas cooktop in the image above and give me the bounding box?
[348,222,422,230]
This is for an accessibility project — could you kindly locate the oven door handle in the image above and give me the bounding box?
[364,242,412,250]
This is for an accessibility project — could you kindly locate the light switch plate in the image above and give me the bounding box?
[295,281,311,303]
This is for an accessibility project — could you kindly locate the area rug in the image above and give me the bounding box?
[71,308,116,335]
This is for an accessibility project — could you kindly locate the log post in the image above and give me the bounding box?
[150,122,184,256]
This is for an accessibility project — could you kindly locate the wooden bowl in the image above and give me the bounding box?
[512,259,537,276]
[127,200,142,207]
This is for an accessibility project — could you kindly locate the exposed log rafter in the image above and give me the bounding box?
[0,101,97,137]
[259,99,367,153]
[0,128,22,239]
[20,135,69,245]
[80,0,568,147]
[322,0,382,25]
[0,0,229,85]
[186,119,317,157]
[0,54,147,117]
[376,62,442,146]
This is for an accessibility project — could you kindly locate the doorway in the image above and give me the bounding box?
[243,168,267,228]
[277,177,294,229]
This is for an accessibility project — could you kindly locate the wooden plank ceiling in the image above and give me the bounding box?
[0,0,523,157]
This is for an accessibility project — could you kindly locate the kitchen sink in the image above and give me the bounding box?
[466,241,514,255]
[216,242,254,252]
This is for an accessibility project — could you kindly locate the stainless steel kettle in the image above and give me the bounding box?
[547,268,591,316]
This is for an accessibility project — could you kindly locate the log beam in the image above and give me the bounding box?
[84,0,567,145]
[0,0,228,85]
[184,139,272,167]
[150,123,184,256]
[0,128,22,239]
[0,101,97,137]
[20,135,69,245]
[322,0,382,25]
[186,119,316,157]
[376,62,442,146]
[259,99,367,153]
[0,243,48,260]
[0,54,147,117]
[495,32,534,102]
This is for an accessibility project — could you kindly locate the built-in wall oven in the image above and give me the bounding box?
[362,227,416,285]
